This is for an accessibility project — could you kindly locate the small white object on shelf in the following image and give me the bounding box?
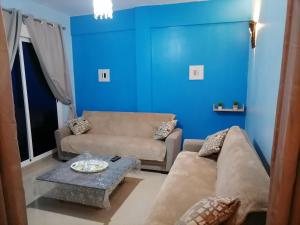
[213,104,245,112]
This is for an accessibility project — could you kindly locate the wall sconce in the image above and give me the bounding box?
[249,20,257,49]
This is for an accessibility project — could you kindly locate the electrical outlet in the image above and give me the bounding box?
[98,69,110,82]
[189,65,204,80]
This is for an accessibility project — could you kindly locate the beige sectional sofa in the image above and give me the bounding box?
[55,111,182,172]
[144,126,270,225]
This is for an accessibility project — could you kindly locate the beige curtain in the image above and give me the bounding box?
[267,0,300,224]
[2,8,22,69]
[0,8,28,225]
[23,16,76,118]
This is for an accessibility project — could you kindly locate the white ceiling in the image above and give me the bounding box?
[31,0,206,16]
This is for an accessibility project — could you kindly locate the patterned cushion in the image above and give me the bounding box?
[176,197,240,225]
[153,120,177,140]
[68,118,91,135]
[198,129,229,157]
[206,129,229,140]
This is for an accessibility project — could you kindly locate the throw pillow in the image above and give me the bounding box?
[198,129,229,157]
[153,120,177,140]
[68,117,91,135]
[176,197,240,225]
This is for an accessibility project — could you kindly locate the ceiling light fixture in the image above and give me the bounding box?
[93,0,113,20]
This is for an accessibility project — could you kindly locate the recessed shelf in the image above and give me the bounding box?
[213,104,245,112]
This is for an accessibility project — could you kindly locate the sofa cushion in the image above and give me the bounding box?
[61,134,167,162]
[153,120,177,140]
[199,129,228,157]
[67,117,91,135]
[144,152,217,225]
[83,111,176,138]
[216,126,270,225]
[176,197,240,225]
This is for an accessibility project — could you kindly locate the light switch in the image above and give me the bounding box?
[98,69,110,82]
[189,65,204,80]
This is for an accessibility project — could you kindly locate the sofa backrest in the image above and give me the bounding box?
[83,111,176,138]
[215,126,270,225]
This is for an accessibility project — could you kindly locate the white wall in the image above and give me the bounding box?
[1,0,75,124]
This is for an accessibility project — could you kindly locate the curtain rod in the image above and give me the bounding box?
[2,8,66,30]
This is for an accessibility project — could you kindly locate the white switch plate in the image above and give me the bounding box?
[189,65,204,80]
[98,69,110,82]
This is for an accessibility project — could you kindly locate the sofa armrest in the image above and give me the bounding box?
[183,139,205,152]
[55,125,72,160]
[165,128,182,171]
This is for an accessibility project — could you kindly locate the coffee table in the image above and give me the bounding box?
[36,153,141,208]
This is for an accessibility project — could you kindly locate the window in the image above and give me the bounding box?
[12,37,60,166]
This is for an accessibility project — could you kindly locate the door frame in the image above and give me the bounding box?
[18,37,34,167]
[17,37,63,167]
[267,0,300,224]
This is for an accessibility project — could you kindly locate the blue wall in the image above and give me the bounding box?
[245,0,288,163]
[72,10,136,113]
[72,0,251,139]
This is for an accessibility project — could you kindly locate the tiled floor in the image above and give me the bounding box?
[22,156,167,225]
